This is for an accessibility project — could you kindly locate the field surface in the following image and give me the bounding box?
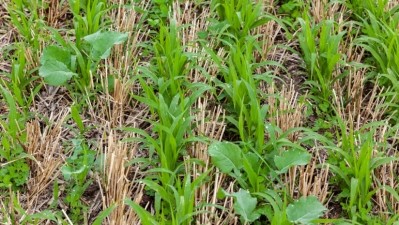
[1,0,399,224]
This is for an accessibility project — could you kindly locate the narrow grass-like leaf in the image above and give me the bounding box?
[125,199,159,225]
[92,204,117,225]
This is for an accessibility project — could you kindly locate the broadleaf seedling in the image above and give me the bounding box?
[286,196,327,224]
[39,31,128,87]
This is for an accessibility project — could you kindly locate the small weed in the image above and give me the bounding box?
[61,139,96,223]
[39,30,128,90]
[0,84,30,190]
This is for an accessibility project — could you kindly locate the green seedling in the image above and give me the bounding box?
[129,18,209,182]
[354,10,399,119]
[68,0,109,49]
[278,0,305,25]
[255,189,291,225]
[7,0,43,51]
[232,189,261,224]
[327,118,397,223]
[211,0,270,44]
[256,190,326,225]
[355,11,399,86]
[286,196,327,224]
[205,36,269,153]
[125,16,212,223]
[61,139,96,223]
[347,0,389,19]
[39,31,128,88]
[0,84,29,189]
[2,43,42,112]
[297,17,345,108]
[128,84,209,182]
[70,103,86,134]
[148,0,173,27]
[136,19,188,106]
[0,190,61,225]
[274,149,311,174]
[126,166,210,225]
[208,140,310,193]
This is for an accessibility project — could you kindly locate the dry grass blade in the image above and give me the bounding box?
[25,110,69,213]
[373,123,399,219]
[298,158,329,203]
[101,131,141,224]
[0,0,12,74]
[310,0,345,23]
[191,97,228,224]
[267,80,306,141]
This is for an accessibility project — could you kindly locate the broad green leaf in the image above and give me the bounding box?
[40,45,71,66]
[61,164,86,181]
[286,196,327,224]
[208,141,242,173]
[39,60,77,86]
[83,31,128,60]
[274,149,311,173]
[232,189,260,222]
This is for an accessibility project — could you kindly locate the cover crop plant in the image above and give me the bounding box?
[126,17,211,223]
[1,0,399,224]
[297,17,345,108]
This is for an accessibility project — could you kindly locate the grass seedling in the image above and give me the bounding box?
[0,189,63,225]
[348,0,389,19]
[126,17,211,223]
[68,0,108,49]
[7,0,43,52]
[211,0,270,44]
[355,10,399,120]
[126,166,210,225]
[131,19,202,177]
[1,43,42,115]
[297,17,345,110]
[356,11,399,84]
[219,40,267,153]
[327,118,397,223]
[0,84,30,189]
[136,19,188,106]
